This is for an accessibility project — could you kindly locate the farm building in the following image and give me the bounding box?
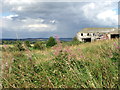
[76,28,120,42]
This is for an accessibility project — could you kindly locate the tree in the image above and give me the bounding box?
[46,36,56,47]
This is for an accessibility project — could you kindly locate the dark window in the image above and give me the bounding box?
[111,34,119,38]
[83,38,91,42]
[87,33,90,36]
[81,33,83,36]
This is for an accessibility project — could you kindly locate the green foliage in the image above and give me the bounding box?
[24,41,31,47]
[46,37,56,47]
[72,36,82,45]
[2,39,119,88]
[14,41,25,51]
[2,40,16,44]
[72,36,78,42]
[33,41,44,50]
[62,41,82,46]
[111,52,119,62]
[61,37,82,46]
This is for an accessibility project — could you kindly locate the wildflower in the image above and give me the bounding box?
[52,35,63,56]
[3,45,8,49]
[64,46,71,53]
[80,55,84,58]
[68,53,76,60]
[53,51,59,56]
[52,46,57,50]
[53,45,62,56]
[55,35,60,44]
[113,42,120,49]
[5,62,9,69]
[77,48,81,51]
[4,45,7,48]
[116,46,120,49]
[113,42,117,46]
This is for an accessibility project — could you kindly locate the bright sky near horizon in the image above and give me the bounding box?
[0,0,119,38]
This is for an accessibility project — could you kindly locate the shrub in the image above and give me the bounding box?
[33,41,44,50]
[14,41,25,51]
[72,36,78,42]
[46,37,56,47]
[24,41,31,47]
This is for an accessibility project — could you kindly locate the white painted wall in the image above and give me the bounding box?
[77,32,99,42]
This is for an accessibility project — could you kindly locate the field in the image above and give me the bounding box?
[1,38,119,88]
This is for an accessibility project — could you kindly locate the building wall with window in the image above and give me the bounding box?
[76,32,98,42]
[76,28,119,42]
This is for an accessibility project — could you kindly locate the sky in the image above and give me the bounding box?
[0,0,119,39]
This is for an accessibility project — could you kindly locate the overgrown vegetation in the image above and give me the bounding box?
[33,41,45,50]
[61,37,82,46]
[24,41,31,48]
[1,38,119,88]
[14,41,25,51]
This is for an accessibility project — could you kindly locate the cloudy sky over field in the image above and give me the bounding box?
[1,0,119,38]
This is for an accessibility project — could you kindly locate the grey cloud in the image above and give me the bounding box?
[2,1,118,38]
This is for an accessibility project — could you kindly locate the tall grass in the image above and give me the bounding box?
[1,38,119,88]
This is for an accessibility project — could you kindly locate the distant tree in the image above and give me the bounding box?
[2,41,5,44]
[46,36,56,47]
[2,41,7,44]
[24,41,31,47]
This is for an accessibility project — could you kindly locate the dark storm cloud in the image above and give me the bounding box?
[1,1,118,38]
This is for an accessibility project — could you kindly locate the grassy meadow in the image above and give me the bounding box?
[1,38,119,88]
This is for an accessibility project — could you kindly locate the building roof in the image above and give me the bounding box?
[78,28,119,33]
[109,30,119,34]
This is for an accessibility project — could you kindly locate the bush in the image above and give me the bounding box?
[14,41,25,51]
[33,41,44,50]
[24,41,31,47]
[72,36,78,42]
[46,37,56,47]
